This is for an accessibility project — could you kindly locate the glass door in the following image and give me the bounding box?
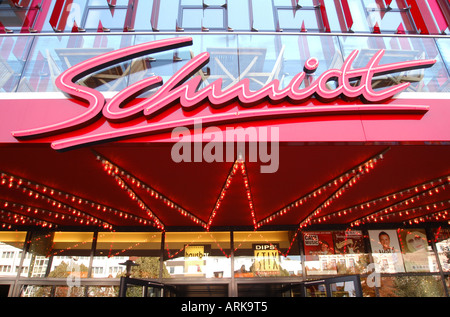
[294,275,363,297]
[118,277,176,297]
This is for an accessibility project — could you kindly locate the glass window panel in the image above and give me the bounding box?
[131,34,238,97]
[339,36,450,92]
[236,34,341,92]
[363,0,409,10]
[48,232,93,279]
[164,232,231,279]
[204,0,226,5]
[94,232,162,279]
[89,0,130,6]
[85,8,128,30]
[323,0,348,32]
[278,8,321,31]
[181,0,202,5]
[378,275,446,297]
[303,231,369,276]
[0,231,26,277]
[433,228,450,272]
[233,231,302,278]
[347,0,371,33]
[19,34,135,92]
[0,36,33,92]
[181,8,203,28]
[87,285,119,297]
[436,38,450,91]
[251,0,275,31]
[20,285,52,297]
[133,1,154,31]
[157,0,179,30]
[330,281,357,297]
[21,232,52,278]
[304,283,327,297]
[228,0,250,31]
[54,285,86,297]
[367,10,415,33]
[182,8,224,29]
[398,228,438,273]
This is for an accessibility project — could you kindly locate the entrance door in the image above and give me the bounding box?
[118,277,176,297]
[300,275,363,297]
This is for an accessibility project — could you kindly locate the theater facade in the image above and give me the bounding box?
[0,0,450,297]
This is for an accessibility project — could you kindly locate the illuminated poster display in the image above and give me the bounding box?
[398,228,430,272]
[253,244,281,277]
[333,230,365,254]
[303,232,337,275]
[368,229,405,273]
[184,245,208,276]
[434,228,450,272]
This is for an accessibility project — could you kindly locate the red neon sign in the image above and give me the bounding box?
[11,37,436,150]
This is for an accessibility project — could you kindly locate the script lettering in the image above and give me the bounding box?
[11,37,436,150]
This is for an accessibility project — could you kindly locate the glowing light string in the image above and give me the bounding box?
[312,175,450,225]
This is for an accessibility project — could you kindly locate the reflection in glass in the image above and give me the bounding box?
[339,36,449,93]
[378,275,446,297]
[18,34,135,92]
[48,232,93,279]
[0,231,26,277]
[330,281,356,297]
[94,232,163,279]
[0,36,33,92]
[164,232,231,278]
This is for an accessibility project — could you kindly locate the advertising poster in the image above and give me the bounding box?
[253,244,281,277]
[303,232,337,275]
[368,229,405,273]
[333,230,366,274]
[398,228,430,272]
[184,245,207,275]
[434,228,450,272]
[333,230,365,254]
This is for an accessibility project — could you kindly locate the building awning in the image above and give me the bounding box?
[1,142,449,231]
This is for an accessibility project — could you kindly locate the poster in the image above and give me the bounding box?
[398,228,430,272]
[253,244,281,277]
[184,245,208,275]
[368,229,405,273]
[303,232,337,275]
[333,230,365,254]
[434,228,450,272]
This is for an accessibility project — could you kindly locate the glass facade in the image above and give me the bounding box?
[1,33,450,94]
[0,227,449,297]
[1,0,449,34]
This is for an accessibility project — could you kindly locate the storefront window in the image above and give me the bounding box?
[0,36,33,92]
[94,232,162,279]
[433,227,450,272]
[369,228,438,274]
[0,231,26,277]
[164,231,231,278]
[233,231,302,278]
[48,232,93,279]
[303,230,370,276]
